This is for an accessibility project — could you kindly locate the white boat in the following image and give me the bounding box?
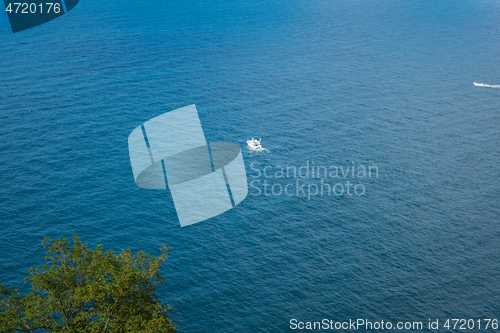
[473,82,500,88]
[247,138,262,150]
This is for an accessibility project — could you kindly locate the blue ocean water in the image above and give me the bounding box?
[1,0,500,331]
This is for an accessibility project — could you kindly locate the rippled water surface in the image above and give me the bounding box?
[1,0,500,331]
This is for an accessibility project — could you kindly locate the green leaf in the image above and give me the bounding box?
[0,235,177,333]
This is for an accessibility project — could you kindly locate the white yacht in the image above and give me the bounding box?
[247,138,262,150]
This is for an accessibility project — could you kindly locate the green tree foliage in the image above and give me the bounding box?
[0,235,177,333]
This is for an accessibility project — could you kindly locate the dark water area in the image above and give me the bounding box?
[1,0,500,331]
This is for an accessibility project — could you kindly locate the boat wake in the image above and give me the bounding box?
[473,82,500,88]
[248,147,270,154]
